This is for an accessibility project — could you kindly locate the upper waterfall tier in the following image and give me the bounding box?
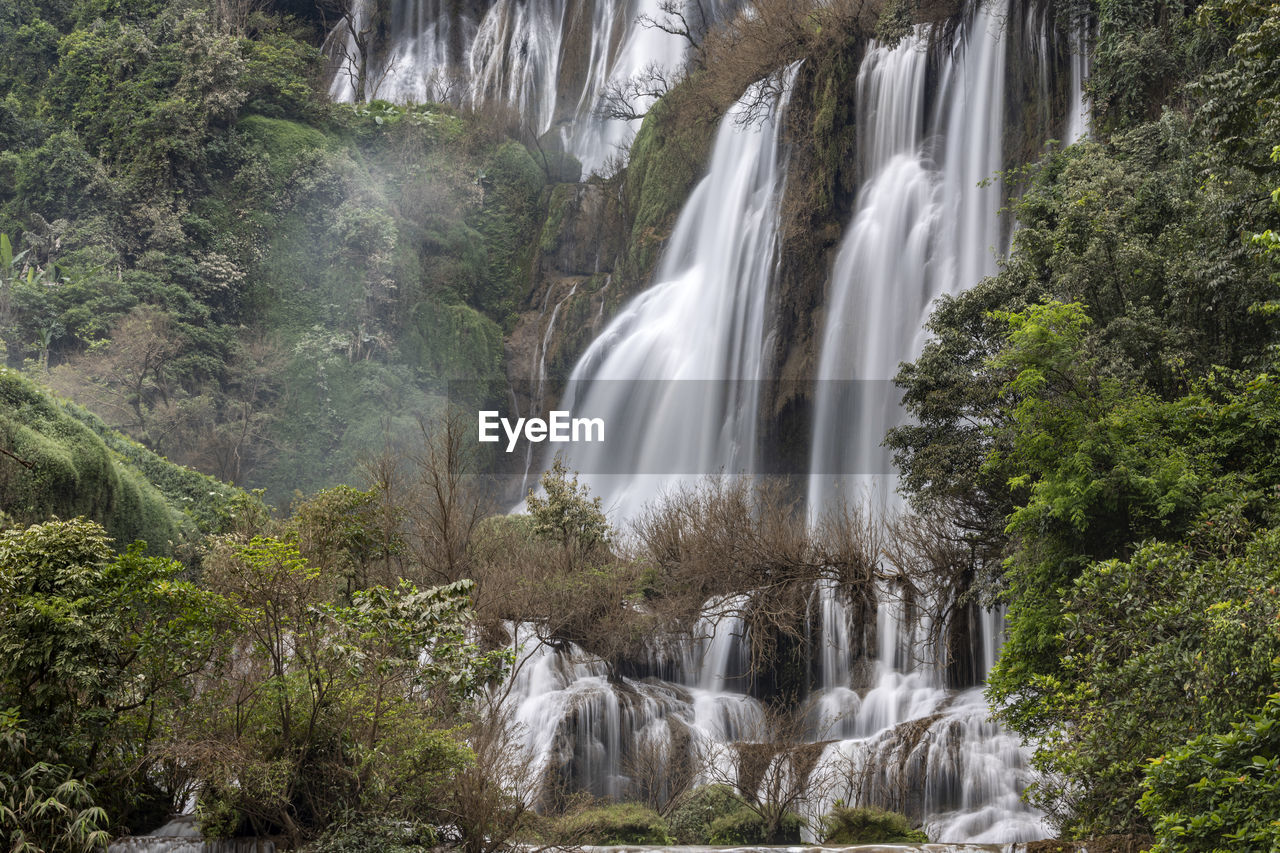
[324,0,740,174]
[548,65,800,519]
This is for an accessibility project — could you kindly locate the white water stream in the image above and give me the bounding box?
[503,0,1091,842]
[325,0,732,174]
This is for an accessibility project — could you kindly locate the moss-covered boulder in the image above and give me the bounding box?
[820,805,930,844]
[0,368,238,548]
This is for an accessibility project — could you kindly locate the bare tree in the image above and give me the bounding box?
[214,0,268,34]
[440,691,537,853]
[624,720,700,816]
[323,0,399,103]
[697,699,836,843]
[399,406,493,584]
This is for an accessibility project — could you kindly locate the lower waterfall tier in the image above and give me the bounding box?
[502,582,1048,844]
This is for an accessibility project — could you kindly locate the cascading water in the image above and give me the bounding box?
[503,0,1091,842]
[549,66,800,519]
[807,0,1010,513]
[324,0,730,174]
[1066,25,1092,144]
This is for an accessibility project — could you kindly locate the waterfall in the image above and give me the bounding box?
[808,0,1009,512]
[549,66,800,519]
[1065,24,1092,144]
[323,0,727,174]
[500,0,1091,841]
[107,817,273,853]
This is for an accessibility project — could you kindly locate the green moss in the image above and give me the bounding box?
[539,183,576,254]
[667,784,743,844]
[238,114,330,161]
[0,367,209,548]
[401,296,504,382]
[60,401,243,534]
[707,807,804,845]
[623,83,722,282]
[820,806,929,844]
[550,803,672,845]
[471,141,546,326]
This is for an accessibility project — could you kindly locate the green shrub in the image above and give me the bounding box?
[707,807,803,845]
[666,784,742,844]
[552,802,672,845]
[307,818,438,853]
[820,805,929,844]
[1139,693,1280,853]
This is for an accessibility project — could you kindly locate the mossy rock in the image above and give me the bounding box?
[551,802,673,845]
[708,807,804,845]
[0,367,190,548]
[238,114,331,179]
[667,784,743,844]
[820,805,929,844]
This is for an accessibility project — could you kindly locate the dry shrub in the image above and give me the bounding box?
[440,693,537,853]
[627,477,881,672]
[468,512,641,659]
[626,476,979,683]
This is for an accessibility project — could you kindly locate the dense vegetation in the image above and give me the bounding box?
[0,0,542,505]
[889,0,1280,846]
[2,0,1279,848]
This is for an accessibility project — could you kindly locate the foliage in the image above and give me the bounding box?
[889,0,1280,836]
[0,718,111,853]
[0,0,546,502]
[819,805,929,844]
[549,802,673,845]
[288,484,403,595]
[0,366,198,547]
[0,517,230,834]
[1140,693,1280,853]
[525,456,611,551]
[666,784,743,844]
[306,817,439,853]
[976,301,1280,833]
[706,806,803,845]
[187,535,510,844]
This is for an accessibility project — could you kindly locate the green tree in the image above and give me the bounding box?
[188,536,509,844]
[525,457,611,552]
[1140,693,1280,853]
[0,714,110,853]
[0,518,230,834]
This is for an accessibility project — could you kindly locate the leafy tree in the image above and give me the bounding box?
[963,301,1280,834]
[1140,693,1280,853]
[187,535,510,844]
[0,518,231,833]
[0,715,111,853]
[525,456,611,552]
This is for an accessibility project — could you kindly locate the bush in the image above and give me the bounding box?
[1139,693,1280,853]
[667,784,742,844]
[707,807,803,845]
[551,802,672,845]
[820,805,929,844]
[307,818,438,853]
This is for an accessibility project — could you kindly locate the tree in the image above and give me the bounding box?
[525,456,611,553]
[185,535,510,844]
[973,302,1280,835]
[0,718,111,853]
[48,307,184,445]
[0,518,230,834]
